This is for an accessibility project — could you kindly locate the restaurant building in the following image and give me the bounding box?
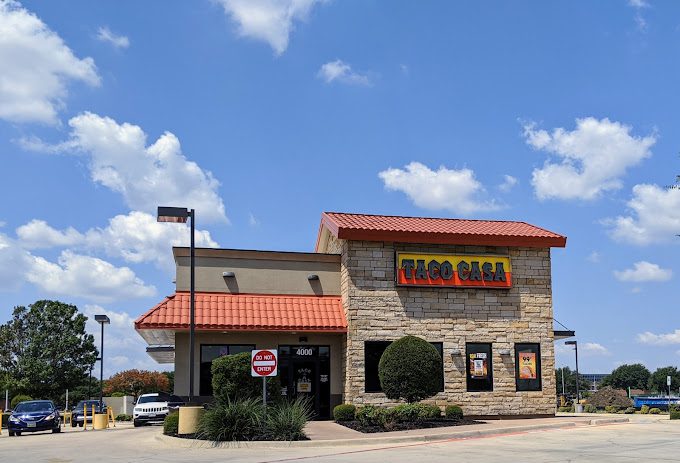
[135,212,569,419]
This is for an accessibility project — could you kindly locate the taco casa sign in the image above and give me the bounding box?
[396,252,512,288]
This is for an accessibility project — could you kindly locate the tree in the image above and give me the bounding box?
[586,386,632,409]
[0,300,98,403]
[211,352,279,402]
[648,366,680,394]
[104,369,170,399]
[378,336,442,403]
[162,371,174,393]
[555,366,591,397]
[600,364,650,391]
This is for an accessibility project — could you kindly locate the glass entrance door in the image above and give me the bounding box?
[278,345,330,419]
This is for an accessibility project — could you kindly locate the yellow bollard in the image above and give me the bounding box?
[62,410,72,428]
[82,404,88,431]
[106,407,115,428]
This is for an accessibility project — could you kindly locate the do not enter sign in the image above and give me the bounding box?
[251,349,278,377]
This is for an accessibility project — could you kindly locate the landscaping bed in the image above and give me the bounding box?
[338,417,481,433]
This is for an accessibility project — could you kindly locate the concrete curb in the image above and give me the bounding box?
[154,418,629,449]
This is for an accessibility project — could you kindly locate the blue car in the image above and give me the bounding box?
[7,400,61,436]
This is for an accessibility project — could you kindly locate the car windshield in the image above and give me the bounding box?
[138,395,165,404]
[15,401,53,413]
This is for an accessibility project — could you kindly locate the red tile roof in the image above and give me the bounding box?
[134,292,347,333]
[318,212,566,249]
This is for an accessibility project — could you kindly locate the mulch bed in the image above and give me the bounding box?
[337,418,482,433]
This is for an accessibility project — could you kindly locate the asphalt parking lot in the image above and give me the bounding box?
[2,418,680,463]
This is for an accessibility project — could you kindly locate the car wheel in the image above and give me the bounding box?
[52,427,61,433]
[8,431,15,437]
[71,421,76,427]
[78,422,83,427]
[15,432,21,436]
[133,420,141,427]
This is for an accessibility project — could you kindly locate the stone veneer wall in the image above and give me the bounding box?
[324,234,556,416]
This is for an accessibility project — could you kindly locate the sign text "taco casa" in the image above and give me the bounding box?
[396,253,512,288]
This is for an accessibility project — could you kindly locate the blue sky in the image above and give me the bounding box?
[1,0,679,378]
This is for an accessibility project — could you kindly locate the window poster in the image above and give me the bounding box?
[518,352,537,380]
[469,352,488,379]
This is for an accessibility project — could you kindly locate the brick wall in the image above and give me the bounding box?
[325,235,556,416]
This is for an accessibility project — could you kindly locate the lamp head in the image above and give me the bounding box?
[94,314,110,324]
[157,206,190,223]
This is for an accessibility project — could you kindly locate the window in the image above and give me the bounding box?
[364,341,444,393]
[466,343,493,392]
[515,343,542,392]
[200,344,255,396]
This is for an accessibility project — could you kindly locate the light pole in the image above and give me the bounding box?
[565,340,579,404]
[94,314,110,408]
[157,206,195,403]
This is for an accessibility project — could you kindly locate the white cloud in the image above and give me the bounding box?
[522,117,656,200]
[378,162,500,215]
[83,305,165,375]
[248,212,260,227]
[606,184,680,245]
[0,0,100,124]
[25,250,156,303]
[16,211,219,272]
[587,251,601,263]
[96,26,129,49]
[614,261,672,283]
[16,219,83,249]
[0,231,32,291]
[215,0,325,55]
[23,112,228,223]
[629,0,649,8]
[317,60,371,86]
[498,174,518,192]
[637,329,680,346]
[582,342,610,356]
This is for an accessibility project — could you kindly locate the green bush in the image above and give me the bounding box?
[356,405,387,427]
[586,387,632,409]
[197,398,265,441]
[557,405,575,412]
[604,405,620,414]
[640,405,650,414]
[649,407,661,414]
[670,410,680,420]
[387,403,440,422]
[415,403,441,420]
[624,407,636,414]
[211,352,280,403]
[10,394,32,409]
[378,336,443,403]
[115,413,132,421]
[583,404,597,413]
[333,404,356,421]
[445,405,464,420]
[163,412,179,436]
[263,397,313,441]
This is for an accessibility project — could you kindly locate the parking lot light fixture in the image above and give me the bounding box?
[157,206,196,403]
[94,315,110,409]
[565,340,579,404]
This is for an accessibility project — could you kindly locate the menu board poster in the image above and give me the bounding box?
[518,352,537,380]
[469,353,488,379]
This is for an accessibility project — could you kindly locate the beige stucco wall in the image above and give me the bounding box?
[174,331,345,402]
[175,250,340,296]
[323,235,556,417]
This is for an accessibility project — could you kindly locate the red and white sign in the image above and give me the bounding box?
[251,349,278,377]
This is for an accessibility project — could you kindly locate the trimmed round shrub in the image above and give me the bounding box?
[333,404,356,422]
[586,387,632,409]
[378,336,443,403]
[649,407,661,414]
[624,407,636,414]
[557,405,575,412]
[415,403,441,420]
[445,405,464,420]
[670,410,680,420]
[10,394,32,409]
[387,403,440,422]
[115,413,132,421]
[211,352,280,403]
[604,405,620,414]
[583,404,597,413]
[640,405,650,414]
[356,405,387,427]
[163,412,179,435]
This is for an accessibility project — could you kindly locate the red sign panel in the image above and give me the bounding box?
[251,349,278,377]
